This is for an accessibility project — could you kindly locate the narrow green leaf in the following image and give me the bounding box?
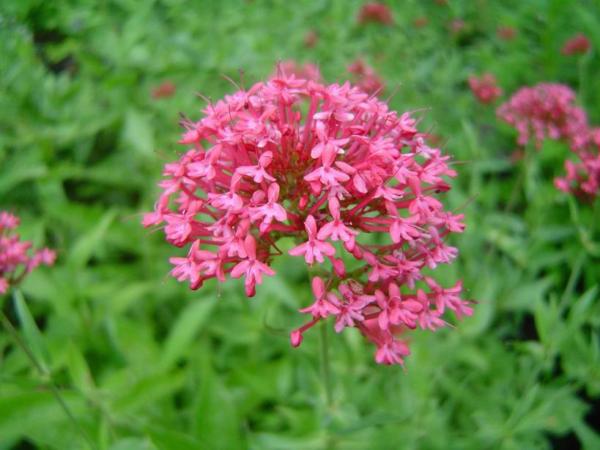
[146,427,203,450]
[159,299,215,371]
[66,341,95,394]
[121,109,154,157]
[193,357,244,450]
[13,290,50,373]
[68,210,116,268]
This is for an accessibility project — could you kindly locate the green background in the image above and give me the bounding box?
[1,1,600,449]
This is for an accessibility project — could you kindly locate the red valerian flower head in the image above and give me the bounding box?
[145,70,469,365]
[498,83,598,200]
[468,74,503,104]
[497,83,588,149]
[561,33,591,56]
[347,58,385,96]
[0,211,56,295]
[357,2,394,25]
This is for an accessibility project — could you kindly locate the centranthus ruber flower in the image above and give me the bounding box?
[498,83,599,200]
[0,211,56,295]
[145,69,470,365]
[497,83,588,149]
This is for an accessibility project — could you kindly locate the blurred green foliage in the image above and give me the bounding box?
[1,0,600,449]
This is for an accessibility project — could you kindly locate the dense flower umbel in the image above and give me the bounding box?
[0,212,55,295]
[497,83,588,149]
[498,83,599,199]
[468,74,502,104]
[144,73,470,365]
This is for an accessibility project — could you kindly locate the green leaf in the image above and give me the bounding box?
[110,438,157,450]
[121,109,154,157]
[568,286,598,326]
[192,356,244,450]
[159,299,216,371]
[13,290,51,373]
[66,341,95,394]
[68,210,116,269]
[146,427,203,450]
[0,389,86,449]
[110,370,186,414]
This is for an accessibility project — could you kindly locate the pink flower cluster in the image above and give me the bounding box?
[468,74,503,104]
[498,83,599,198]
[0,211,56,295]
[347,59,385,96]
[144,73,469,365]
[497,83,588,148]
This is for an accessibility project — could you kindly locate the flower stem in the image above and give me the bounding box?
[319,320,333,409]
[0,295,97,450]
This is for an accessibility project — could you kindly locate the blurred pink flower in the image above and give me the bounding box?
[449,19,466,35]
[555,128,600,199]
[357,2,394,25]
[413,17,429,28]
[499,83,599,199]
[561,33,591,55]
[497,26,517,41]
[347,58,385,95]
[469,73,503,104]
[0,211,56,295]
[145,69,468,365]
[274,60,322,82]
[304,30,318,48]
[151,81,176,99]
[497,83,588,149]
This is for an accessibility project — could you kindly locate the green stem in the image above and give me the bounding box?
[319,321,333,409]
[559,251,586,311]
[0,304,97,450]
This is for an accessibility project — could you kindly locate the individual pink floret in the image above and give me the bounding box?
[145,70,468,365]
